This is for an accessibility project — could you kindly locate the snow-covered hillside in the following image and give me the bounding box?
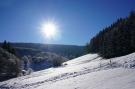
[1,53,135,89]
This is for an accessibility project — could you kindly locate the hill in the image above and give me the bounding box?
[1,52,135,89]
[10,43,85,59]
[86,11,135,58]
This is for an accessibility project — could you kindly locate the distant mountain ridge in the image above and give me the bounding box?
[8,43,85,59]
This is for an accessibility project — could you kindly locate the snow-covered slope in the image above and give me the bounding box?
[1,53,135,89]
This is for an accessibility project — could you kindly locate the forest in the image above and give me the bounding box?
[86,11,135,58]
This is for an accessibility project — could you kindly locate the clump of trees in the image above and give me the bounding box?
[1,40,16,56]
[52,56,64,67]
[0,41,21,81]
[0,47,20,81]
[86,11,135,58]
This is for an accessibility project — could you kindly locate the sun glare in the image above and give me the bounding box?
[41,22,57,39]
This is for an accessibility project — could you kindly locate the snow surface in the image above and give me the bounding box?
[1,53,135,89]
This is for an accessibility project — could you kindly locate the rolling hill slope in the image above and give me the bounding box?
[1,53,135,89]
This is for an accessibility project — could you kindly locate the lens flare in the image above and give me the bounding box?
[41,22,57,39]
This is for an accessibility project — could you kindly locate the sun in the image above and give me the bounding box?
[41,22,57,39]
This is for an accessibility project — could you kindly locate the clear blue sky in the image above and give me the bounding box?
[0,0,135,45]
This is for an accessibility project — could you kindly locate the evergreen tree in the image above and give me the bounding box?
[2,40,16,55]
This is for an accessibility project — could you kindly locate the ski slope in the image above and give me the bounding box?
[1,53,135,89]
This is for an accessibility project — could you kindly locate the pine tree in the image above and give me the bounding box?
[2,40,16,55]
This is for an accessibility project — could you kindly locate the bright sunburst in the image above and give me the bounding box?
[41,22,57,39]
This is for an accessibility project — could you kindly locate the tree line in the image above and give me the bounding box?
[86,11,135,58]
